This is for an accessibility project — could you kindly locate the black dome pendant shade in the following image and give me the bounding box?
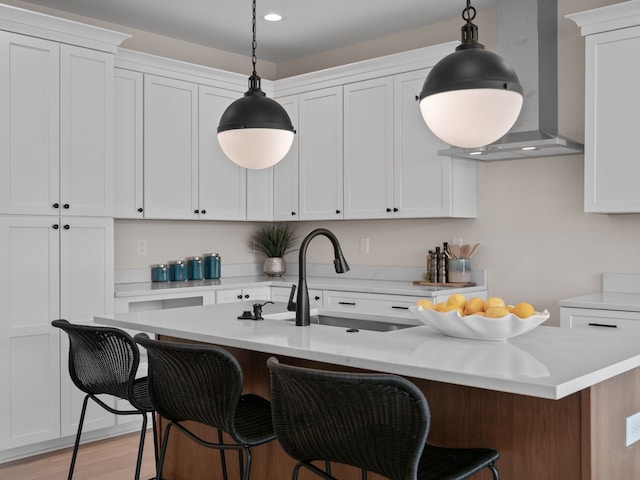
[217,0,295,169]
[419,1,523,149]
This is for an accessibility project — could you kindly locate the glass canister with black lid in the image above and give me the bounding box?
[186,256,204,280]
[203,253,221,279]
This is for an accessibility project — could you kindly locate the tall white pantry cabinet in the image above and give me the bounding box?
[0,5,127,460]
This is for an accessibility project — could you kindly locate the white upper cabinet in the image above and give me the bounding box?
[393,69,476,218]
[0,33,59,216]
[0,33,116,217]
[143,74,198,219]
[273,95,300,221]
[298,86,344,220]
[60,45,114,217]
[569,3,640,213]
[199,85,247,221]
[343,77,394,219]
[114,68,144,218]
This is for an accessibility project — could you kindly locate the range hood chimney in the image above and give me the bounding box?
[439,0,583,161]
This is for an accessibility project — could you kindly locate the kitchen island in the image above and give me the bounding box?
[96,301,640,479]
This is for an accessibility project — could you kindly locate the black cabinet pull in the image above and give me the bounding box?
[393,207,398,212]
[53,224,59,230]
[291,211,296,216]
[338,301,356,306]
[244,294,250,299]
[63,203,69,209]
[386,208,392,212]
[52,203,59,209]
[137,207,143,213]
[63,224,70,230]
[588,322,618,328]
[237,294,243,299]
[392,306,409,310]
[336,209,341,214]
[201,209,206,214]
[194,209,199,214]
[314,296,320,301]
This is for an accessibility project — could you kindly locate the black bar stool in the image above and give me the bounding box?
[52,319,157,480]
[134,334,276,480]
[267,357,500,480]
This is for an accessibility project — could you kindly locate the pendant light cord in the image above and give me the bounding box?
[462,0,476,22]
[251,0,258,77]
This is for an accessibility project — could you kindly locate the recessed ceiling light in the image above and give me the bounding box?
[469,151,484,156]
[264,13,283,22]
[521,146,537,151]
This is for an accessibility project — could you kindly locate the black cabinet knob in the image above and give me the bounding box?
[52,203,59,209]
[237,294,243,299]
[386,208,392,212]
[244,294,250,299]
[63,224,70,230]
[63,204,69,209]
[393,207,398,212]
[53,224,59,230]
[201,209,206,214]
[137,207,143,213]
[194,209,199,214]
[336,209,341,214]
[291,211,296,216]
[314,296,320,301]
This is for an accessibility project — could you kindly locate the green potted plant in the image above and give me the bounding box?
[251,223,298,277]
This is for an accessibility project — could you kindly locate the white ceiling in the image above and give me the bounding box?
[19,0,496,63]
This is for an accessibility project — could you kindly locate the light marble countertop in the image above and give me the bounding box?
[114,274,487,298]
[559,292,640,312]
[95,301,640,400]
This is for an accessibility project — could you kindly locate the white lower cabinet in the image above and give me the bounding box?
[0,216,114,452]
[215,287,271,304]
[560,307,640,332]
[323,290,419,318]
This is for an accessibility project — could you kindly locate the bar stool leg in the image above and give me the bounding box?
[67,395,90,480]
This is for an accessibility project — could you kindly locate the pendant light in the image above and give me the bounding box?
[218,0,295,169]
[419,1,523,149]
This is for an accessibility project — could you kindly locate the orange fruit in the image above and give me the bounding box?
[513,302,536,319]
[484,297,506,311]
[485,306,510,318]
[464,297,485,315]
[415,298,435,310]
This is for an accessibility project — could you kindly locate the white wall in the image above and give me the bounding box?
[15,0,637,323]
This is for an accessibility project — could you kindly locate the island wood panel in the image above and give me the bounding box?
[155,336,639,480]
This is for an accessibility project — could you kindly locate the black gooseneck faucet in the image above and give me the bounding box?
[295,228,350,326]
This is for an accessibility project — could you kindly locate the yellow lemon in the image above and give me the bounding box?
[464,297,485,315]
[434,301,448,312]
[484,297,506,311]
[441,305,463,315]
[513,302,536,319]
[485,306,510,318]
[446,293,466,309]
[506,304,515,313]
[415,298,435,310]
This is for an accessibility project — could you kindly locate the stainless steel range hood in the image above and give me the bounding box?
[438,0,583,161]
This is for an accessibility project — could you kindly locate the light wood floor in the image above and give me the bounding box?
[0,432,156,480]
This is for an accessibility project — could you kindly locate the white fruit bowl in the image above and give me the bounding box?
[408,306,550,341]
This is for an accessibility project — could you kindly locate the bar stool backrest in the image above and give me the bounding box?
[267,357,430,480]
[135,334,244,439]
[52,319,140,404]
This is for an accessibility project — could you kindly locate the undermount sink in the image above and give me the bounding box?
[263,309,420,332]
